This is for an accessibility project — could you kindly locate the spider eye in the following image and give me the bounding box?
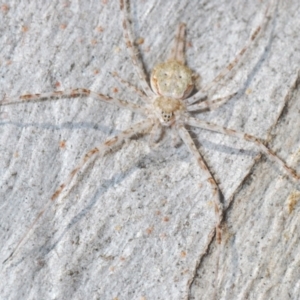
[161,111,172,122]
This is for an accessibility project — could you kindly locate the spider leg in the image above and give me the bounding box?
[177,125,223,244]
[187,91,238,112]
[185,116,300,182]
[3,118,154,263]
[0,88,147,115]
[149,120,163,146]
[119,0,155,98]
[185,0,275,105]
[178,125,223,292]
[111,72,149,104]
[171,125,182,147]
[168,23,186,64]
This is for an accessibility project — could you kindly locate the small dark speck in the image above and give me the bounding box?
[137,161,146,169]
[70,63,75,71]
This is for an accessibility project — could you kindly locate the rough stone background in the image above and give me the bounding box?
[1,0,300,299]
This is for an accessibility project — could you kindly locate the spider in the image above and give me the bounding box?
[1,0,297,269]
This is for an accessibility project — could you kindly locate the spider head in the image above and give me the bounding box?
[153,96,185,126]
[150,60,194,99]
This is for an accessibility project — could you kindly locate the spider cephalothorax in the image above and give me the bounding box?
[153,96,186,125]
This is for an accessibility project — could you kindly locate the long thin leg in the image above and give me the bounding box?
[185,116,300,182]
[185,0,275,105]
[149,121,163,146]
[111,72,149,104]
[187,92,238,112]
[168,23,186,64]
[178,125,223,291]
[0,88,146,115]
[3,118,154,263]
[177,125,223,244]
[119,0,155,98]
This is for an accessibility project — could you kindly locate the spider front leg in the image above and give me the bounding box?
[3,118,154,263]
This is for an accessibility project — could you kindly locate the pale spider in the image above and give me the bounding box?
[2,0,298,266]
